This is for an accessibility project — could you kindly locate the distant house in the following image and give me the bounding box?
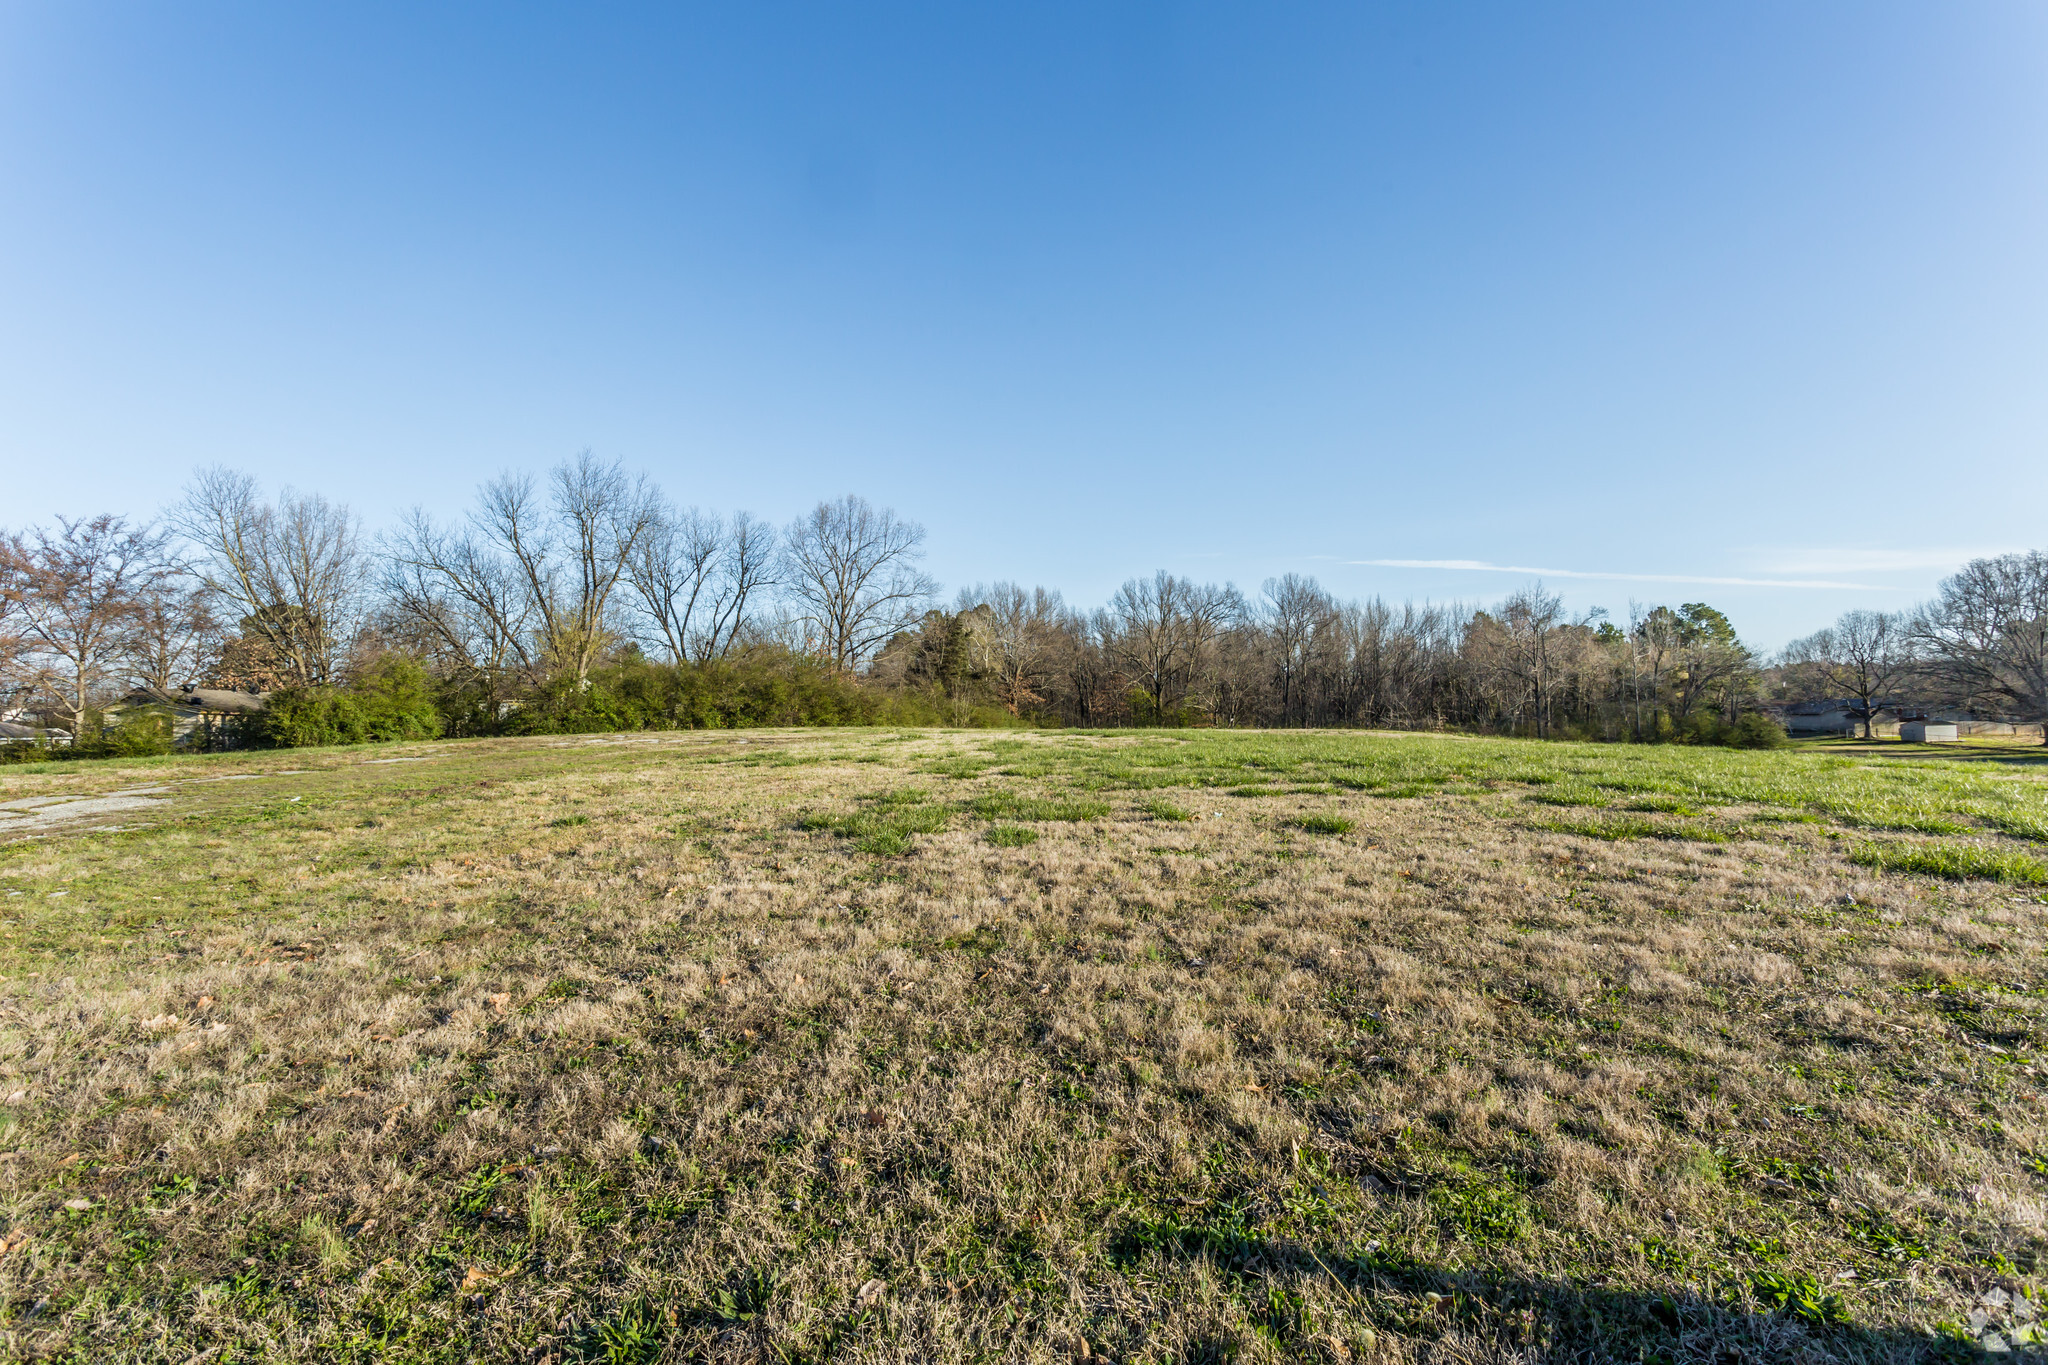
[1774,699,2042,741]
[1777,700,1874,735]
[118,686,269,749]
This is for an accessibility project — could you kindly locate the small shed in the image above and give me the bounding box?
[1900,721,1959,743]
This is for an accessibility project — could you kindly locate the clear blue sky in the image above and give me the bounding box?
[4,3,2044,648]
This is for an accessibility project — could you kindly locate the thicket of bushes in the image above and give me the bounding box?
[242,649,1022,749]
[481,650,1019,737]
[0,652,1785,759]
[253,656,443,748]
[0,706,181,764]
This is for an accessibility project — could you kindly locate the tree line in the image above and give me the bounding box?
[2,454,2043,748]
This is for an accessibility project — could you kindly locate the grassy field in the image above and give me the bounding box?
[3,727,2048,1363]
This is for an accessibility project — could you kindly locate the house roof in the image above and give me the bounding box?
[124,685,268,714]
[181,688,268,714]
[1778,699,1907,716]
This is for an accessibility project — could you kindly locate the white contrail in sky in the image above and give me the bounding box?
[1351,559,1884,590]
[1752,547,2010,574]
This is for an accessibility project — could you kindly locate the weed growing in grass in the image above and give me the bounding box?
[985,824,1038,847]
[1427,1164,1532,1246]
[576,1294,666,1362]
[1749,1269,1852,1327]
[1851,841,2048,884]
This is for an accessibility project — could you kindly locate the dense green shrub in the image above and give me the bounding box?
[0,706,176,763]
[1659,710,1787,750]
[1721,712,1789,749]
[255,657,442,748]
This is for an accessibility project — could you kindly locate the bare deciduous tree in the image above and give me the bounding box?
[1784,609,1914,739]
[628,504,724,664]
[174,468,368,686]
[699,511,777,661]
[955,582,1065,715]
[1913,551,2048,743]
[382,508,540,692]
[781,496,936,672]
[129,574,220,693]
[1263,574,1335,728]
[1110,571,1243,722]
[472,453,658,688]
[1468,585,1568,737]
[627,505,779,664]
[0,516,172,735]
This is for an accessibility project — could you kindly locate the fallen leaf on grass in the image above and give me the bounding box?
[63,1199,92,1211]
[460,1265,501,1293]
[485,993,510,1013]
[855,1277,885,1308]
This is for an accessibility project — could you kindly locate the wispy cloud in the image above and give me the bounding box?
[1748,547,2015,575]
[1351,559,1884,590]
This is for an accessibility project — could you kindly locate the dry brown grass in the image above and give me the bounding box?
[2,728,2046,1362]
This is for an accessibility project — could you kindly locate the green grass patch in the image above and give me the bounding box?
[1984,809,2048,842]
[1289,814,1354,835]
[1523,787,1607,808]
[985,824,1039,848]
[1850,841,2048,884]
[1538,814,1660,841]
[1142,797,1191,822]
[1624,796,1697,815]
[803,789,951,856]
[969,792,1111,822]
[1427,1164,1531,1246]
